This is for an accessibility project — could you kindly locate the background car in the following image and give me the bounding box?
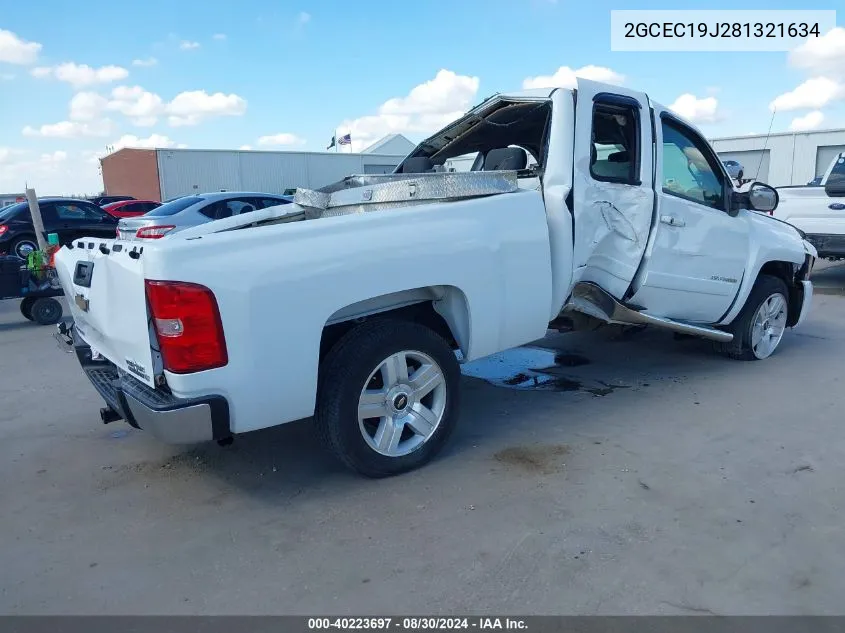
[88,195,136,206]
[116,191,293,240]
[722,160,744,181]
[0,198,118,258]
[101,199,161,218]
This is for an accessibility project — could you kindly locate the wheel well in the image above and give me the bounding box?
[320,301,460,363]
[757,260,802,327]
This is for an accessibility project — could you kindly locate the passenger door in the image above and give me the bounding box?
[572,79,655,299]
[627,108,749,323]
[54,201,116,242]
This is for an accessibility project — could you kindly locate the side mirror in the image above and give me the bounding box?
[824,182,845,198]
[728,182,779,216]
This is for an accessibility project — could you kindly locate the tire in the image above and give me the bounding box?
[19,296,36,321]
[30,297,63,325]
[10,235,38,260]
[716,275,789,360]
[315,318,461,478]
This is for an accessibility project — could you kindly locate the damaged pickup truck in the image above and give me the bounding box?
[54,79,816,477]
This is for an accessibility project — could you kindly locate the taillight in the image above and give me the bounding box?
[0,225,7,236]
[145,280,227,374]
[136,225,175,239]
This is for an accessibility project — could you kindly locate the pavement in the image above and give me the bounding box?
[1,262,844,615]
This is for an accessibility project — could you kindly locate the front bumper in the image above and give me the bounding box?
[805,233,845,258]
[64,324,230,444]
[794,280,813,328]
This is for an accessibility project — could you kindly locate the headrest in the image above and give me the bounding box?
[402,157,434,173]
[484,147,528,171]
[608,151,629,163]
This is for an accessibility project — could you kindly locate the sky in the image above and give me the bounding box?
[1,0,844,195]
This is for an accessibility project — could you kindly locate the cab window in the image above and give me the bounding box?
[590,102,640,185]
[662,120,725,210]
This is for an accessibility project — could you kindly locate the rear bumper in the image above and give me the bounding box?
[805,233,845,258]
[67,325,230,444]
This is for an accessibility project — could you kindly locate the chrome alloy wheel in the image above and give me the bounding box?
[357,350,447,457]
[751,292,788,359]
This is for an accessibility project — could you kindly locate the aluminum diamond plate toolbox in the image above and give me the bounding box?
[293,171,518,216]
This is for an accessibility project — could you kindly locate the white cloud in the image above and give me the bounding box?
[239,145,252,150]
[257,133,306,146]
[40,150,68,164]
[166,90,247,126]
[0,29,41,64]
[31,62,129,88]
[179,40,201,50]
[22,119,114,139]
[212,33,227,41]
[69,92,109,121]
[0,147,25,164]
[337,69,479,152]
[107,85,165,126]
[769,77,843,112]
[668,93,722,124]
[297,12,311,26]
[0,149,104,196]
[112,133,177,150]
[789,110,825,131]
[790,27,845,78]
[132,57,158,67]
[522,65,625,90]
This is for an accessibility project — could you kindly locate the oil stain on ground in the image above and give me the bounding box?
[493,444,570,475]
[461,346,628,396]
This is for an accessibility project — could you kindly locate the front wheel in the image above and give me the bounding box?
[717,275,789,360]
[315,319,461,477]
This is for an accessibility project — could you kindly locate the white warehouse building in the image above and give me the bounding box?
[710,128,845,187]
[100,135,418,202]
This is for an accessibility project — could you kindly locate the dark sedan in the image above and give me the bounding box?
[0,198,118,258]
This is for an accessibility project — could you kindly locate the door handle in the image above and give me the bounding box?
[829,203,845,211]
[660,215,685,227]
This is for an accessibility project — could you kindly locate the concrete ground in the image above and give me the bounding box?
[1,262,844,615]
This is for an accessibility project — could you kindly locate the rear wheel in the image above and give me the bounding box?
[315,319,461,477]
[30,297,63,325]
[11,235,38,260]
[19,296,36,321]
[717,275,789,360]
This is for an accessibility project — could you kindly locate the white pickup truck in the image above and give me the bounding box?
[53,79,816,477]
[775,152,845,260]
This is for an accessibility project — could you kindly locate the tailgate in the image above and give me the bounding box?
[54,240,157,387]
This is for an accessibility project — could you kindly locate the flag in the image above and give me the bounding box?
[327,135,336,150]
[338,133,351,146]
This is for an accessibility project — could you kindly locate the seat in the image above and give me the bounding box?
[483,147,527,171]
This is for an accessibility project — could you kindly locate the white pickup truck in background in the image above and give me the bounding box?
[53,79,816,477]
[775,152,845,260]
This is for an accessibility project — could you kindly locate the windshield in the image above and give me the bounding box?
[0,202,26,220]
[142,196,202,217]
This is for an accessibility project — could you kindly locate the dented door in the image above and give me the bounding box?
[572,78,654,299]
